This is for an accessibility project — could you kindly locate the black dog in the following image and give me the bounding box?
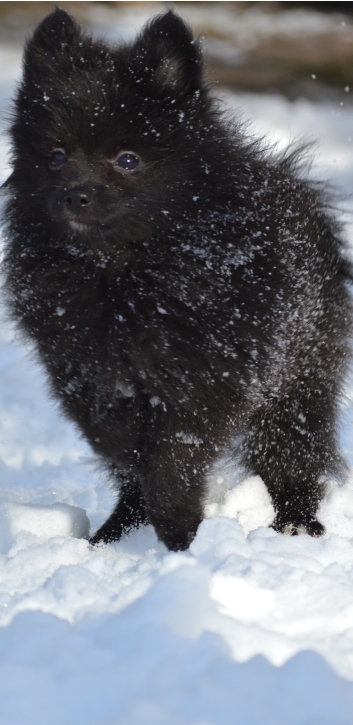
[2,8,352,550]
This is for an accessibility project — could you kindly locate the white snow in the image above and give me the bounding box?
[1,28,353,725]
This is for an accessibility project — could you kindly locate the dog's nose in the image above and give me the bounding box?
[64,187,93,215]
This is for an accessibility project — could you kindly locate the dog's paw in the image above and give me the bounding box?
[272,516,325,538]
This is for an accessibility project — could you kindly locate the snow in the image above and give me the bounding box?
[2,29,353,725]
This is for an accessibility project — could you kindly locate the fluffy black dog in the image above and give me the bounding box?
[2,8,352,550]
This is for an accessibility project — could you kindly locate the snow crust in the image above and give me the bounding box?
[2,37,353,725]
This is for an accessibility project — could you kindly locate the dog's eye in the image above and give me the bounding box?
[49,150,67,168]
[116,152,140,171]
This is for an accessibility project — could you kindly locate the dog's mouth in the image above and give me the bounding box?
[68,219,111,233]
[69,220,90,232]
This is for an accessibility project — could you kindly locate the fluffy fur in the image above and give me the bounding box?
[2,8,352,550]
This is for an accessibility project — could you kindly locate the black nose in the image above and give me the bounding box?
[64,187,93,215]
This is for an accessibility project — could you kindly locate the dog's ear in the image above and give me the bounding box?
[131,11,204,99]
[23,8,80,80]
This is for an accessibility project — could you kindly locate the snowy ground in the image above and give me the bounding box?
[2,21,353,725]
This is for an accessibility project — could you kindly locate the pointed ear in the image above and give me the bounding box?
[23,8,80,79]
[132,11,204,99]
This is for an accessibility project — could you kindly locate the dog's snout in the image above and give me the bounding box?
[64,187,93,214]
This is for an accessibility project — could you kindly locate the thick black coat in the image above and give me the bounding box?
[2,9,352,549]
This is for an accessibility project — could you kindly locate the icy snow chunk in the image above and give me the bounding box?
[205,475,275,534]
[221,476,275,533]
[0,502,89,553]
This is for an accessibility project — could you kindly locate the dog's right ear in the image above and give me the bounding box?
[130,11,205,101]
[23,8,80,80]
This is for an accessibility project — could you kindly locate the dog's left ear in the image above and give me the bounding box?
[131,11,204,99]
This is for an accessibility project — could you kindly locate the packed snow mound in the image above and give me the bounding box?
[1,518,353,724]
[0,501,89,554]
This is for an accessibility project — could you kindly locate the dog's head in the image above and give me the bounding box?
[9,8,218,248]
